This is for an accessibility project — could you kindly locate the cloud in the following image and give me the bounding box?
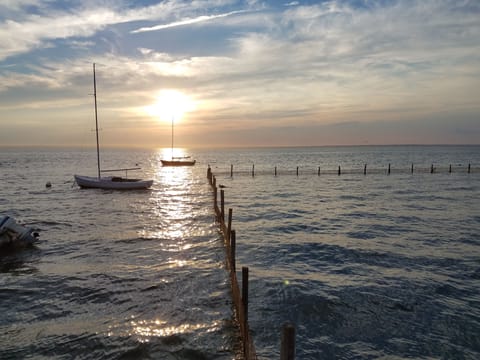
[0,0,479,147]
[131,10,249,33]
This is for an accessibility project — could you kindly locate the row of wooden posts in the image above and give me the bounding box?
[219,163,474,177]
[207,166,296,360]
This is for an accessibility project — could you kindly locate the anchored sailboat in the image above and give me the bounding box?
[74,63,153,190]
[160,116,196,166]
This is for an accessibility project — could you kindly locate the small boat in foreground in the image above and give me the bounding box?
[74,63,153,190]
[0,216,38,248]
[74,174,153,190]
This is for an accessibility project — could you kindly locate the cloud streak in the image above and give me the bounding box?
[131,10,249,33]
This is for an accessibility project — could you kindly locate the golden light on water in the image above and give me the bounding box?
[145,89,196,123]
[129,319,218,343]
[158,147,190,162]
[137,148,198,247]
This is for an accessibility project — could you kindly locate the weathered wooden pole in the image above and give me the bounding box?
[220,189,225,223]
[231,229,236,272]
[468,163,471,173]
[411,163,414,174]
[213,175,216,188]
[227,208,233,245]
[318,167,320,176]
[431,164,434,174]
[388,163,391,175]
[275,166,277,177]
[252,164,255,177]
[207,166,212,182]
[296,166,299,176]
[231,164,233,178]
[338,166,341,176]
[242,267,249,328]
[364,164,367,175]
[214,186,218,212]
[280,323,295,360]
[449,164,452,173]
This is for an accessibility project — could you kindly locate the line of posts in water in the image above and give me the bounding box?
[207,166,295,360]
[222,163,474,177]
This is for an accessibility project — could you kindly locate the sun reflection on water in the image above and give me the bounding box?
[130,319,212,342]
[107,318,221,344]
[139,148,199,243]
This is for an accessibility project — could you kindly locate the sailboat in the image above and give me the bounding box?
[160,116,196,166]
[74,64,153,190]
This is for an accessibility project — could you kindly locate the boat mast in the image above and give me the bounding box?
[93,63,101,179]
[171,116,174,160]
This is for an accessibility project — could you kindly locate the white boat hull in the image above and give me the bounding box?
[0,216,38,248]
[74,175,153,190]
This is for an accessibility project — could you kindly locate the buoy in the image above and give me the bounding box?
[45,182,52,188]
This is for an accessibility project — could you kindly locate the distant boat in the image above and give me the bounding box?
[74,64,153,190]
[161,117,196,166]
[0,215,38,248]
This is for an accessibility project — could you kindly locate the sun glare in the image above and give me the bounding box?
[145,90,195,122]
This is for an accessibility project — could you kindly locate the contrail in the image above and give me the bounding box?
[131,10,247,33]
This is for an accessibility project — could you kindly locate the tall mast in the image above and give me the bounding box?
[171,116,174,160]
[93,63,101,179]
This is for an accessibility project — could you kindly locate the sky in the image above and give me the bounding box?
[0,0,479,148]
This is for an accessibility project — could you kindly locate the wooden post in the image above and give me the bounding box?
[338,166,341,176]
[388,163,391,175]
[214,186,218,212]
[318,167,320,176]
[231,229,236,272]
[296,166,299,176]
[468,163,471,173]
[411,163,414,174]
[231,164,233,178]
[275,166,277,177]
[207,166,211,182]
[280,323,295,360]
[364,164,367,175]
[220,190,225,223]
[449,164,452,173]
[242,267,249,326]
[252,164,255,177]
[227,208,233,245]
[431,164,434,174]
[213,175,216,188]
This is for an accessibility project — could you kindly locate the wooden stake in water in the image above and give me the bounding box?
[280,323,295,360]
[242,267,249,324]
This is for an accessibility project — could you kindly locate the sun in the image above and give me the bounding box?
[145,89,195,122]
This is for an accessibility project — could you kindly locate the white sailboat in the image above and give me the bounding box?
[160,117,196,166]
[74,63,153,190]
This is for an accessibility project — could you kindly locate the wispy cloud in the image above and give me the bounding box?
[131,10,249,33]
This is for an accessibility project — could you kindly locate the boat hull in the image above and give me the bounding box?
[74,175,153,190]
[161,160,196,167]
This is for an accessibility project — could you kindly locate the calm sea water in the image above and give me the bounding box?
[1,145,479,359]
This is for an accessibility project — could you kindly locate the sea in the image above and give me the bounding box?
[1,145,479,360]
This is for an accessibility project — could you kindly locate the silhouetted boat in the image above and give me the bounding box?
[74,64,153,189]
[160,159,196,166]
[161,116,196,167]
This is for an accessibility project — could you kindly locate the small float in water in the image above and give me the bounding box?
[0,216,39,248]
